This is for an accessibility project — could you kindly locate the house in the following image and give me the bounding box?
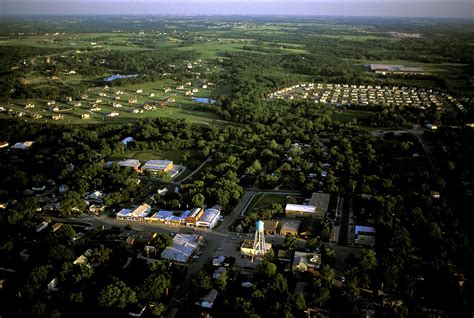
[161,234,199,263]
[141,160,173,173]
[213,267,226,279]
[51,223,63,232]
[195,208,220,229]
[263,220,279,235]
[35,221,49,233]
[308,193,331,219]
[354,225,376,246]
[292,251,321,272]
[47,277,59,292]
[89,204,106,214]
[0,141,9,149]
[81,113,90,120]
[212,256,226,267]
[199,289,218,309]
[121,137,134,146]
[11,141,34,150]
[280,220,301,236]
[285,204,317,218]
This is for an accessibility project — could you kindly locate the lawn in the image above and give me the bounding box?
[108,149,196,163]
[244,193,300,215]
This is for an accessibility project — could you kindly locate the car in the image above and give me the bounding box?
[216,247,223,251]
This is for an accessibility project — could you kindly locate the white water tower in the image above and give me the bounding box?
[252,220,266,260]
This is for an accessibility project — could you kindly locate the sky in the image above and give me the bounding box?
[1,1,472,18]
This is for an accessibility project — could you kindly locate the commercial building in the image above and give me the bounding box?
[147,210,191,225]
[263,220,279,235]
[116,203,151,221]
[285,204,316,218]
[292,251,321,272]
[195,208,220,229]
[280,220,302,236]
[161,234,199,263]
[185,208,204,226]
[141,160,173,173]
[308,192,331,219]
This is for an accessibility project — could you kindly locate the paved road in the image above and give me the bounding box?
[177,156,212,183]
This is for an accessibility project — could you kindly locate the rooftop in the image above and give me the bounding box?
[285,204,316,213]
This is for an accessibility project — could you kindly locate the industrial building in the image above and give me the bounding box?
[141,159,173,173]
[161,234,200,263]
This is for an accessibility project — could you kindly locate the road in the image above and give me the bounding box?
[177,156,212,183]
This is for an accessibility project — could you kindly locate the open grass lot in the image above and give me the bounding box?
[109,149,196,163]
[245,193,301,214]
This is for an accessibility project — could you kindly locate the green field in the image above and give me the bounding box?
[245,193,301,214]
[109,149,195,163]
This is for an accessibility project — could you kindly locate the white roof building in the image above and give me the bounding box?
[161,234,199,263]
[121,137,134,145]
[195,208,220,229]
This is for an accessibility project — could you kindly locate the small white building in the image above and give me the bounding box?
[121,136,134,146]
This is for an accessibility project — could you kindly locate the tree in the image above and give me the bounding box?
[191,271,211,294]
[97,280,137,309]
[191,193,205,208]
[138,273,170,302]
[259,261,277,278]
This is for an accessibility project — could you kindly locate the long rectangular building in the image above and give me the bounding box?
[141,160,173,173]
[285,204,316,218]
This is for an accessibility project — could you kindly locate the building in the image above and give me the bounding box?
[308,193,331,219]
[186,208,204,226]
[0,141,9,149]
[81,113,90,120]
[129,203,152,221]
[117,159,141,171]
[263,220,279,235]
[354,225,376,246]
[116,208,133,220]
[195,208,220,229]
[370,64,424,74]
[213,267,226,279]
[11,141,34,150]
[121,136,134,146]
[199,289,218,309]
[141,160,173,173]
[285,204,317,218]
[292,251,321,272]
[212,256,226,267]
[240,239,272,257]
[280,220,301,236]
[161,234,199,263]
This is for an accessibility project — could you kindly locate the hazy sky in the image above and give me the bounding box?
[1,1,472,18]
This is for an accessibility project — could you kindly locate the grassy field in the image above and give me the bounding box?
[109,149,196,163]
[245,193,301,215]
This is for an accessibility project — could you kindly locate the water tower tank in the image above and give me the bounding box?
[256,220,264,233]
